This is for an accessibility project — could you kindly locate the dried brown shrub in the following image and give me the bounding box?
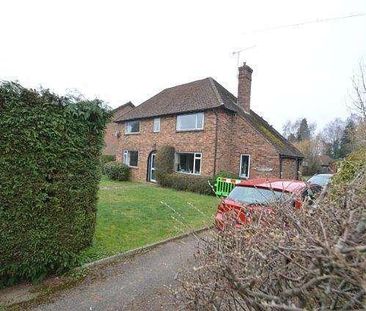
[178,170,366,310]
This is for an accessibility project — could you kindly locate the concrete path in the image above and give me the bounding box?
[34,234,202,311]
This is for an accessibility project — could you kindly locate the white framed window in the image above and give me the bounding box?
[125,120,140,134]
[175,152,202,175]
[153,118,160,132]
[176,112,204,131]
[123,150,139,167]
[239,154,250,178]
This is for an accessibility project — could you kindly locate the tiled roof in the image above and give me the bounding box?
[112,102,134,121]
[117,78,303,158]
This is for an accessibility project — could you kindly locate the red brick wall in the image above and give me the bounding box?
[281,158,299,179]
[216,110,281,179]
[116,111,217,181]
[115,108,297,182]
[103,105,134,155]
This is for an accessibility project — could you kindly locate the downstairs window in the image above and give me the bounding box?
[123,150,139,167]
[239,154,250,178]
[175,152,202,175]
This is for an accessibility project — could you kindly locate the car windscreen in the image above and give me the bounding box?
[227,186,292,205]
[308,175,331,186]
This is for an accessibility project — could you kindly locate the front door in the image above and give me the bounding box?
[148,152,156,182]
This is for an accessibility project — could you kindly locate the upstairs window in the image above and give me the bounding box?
[123,150,139,167]
[239,154,250,178]
[176,112,204,131]
[153,118,160,132]
[175,152,202,175]
[125,121,140,134]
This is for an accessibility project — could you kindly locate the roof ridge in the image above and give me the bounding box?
[162,77,210,92]
[208,77,225,106]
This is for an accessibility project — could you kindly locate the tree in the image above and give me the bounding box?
[296,118,311,141]
[339,118,356,158]
[283,118,315,142]
[321,118,345,159]
[350,61,366,120]
[350,61,366,150]
[294,134,322,175]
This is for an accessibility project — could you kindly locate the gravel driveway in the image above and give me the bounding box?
[34,233,202,311]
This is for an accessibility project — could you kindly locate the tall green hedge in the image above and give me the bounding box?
[0,82,110,285]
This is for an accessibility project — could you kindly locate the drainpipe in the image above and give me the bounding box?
[213,110,219,176]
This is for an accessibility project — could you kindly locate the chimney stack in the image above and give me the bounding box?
[237,62,253,114]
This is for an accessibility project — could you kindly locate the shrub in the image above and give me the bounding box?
[156,145,175,177]
[101,154,116,164]
[104,161,130,181]
[332,147,366,187]
[179,167,366,309]
[0,82,110,285]
[160,173,214,195]
[214,170,239,180]
[155,145,214,195]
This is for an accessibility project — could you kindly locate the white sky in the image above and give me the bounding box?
[1,0,365,132]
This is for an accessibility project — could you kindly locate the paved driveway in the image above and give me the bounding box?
[34,233,202,311]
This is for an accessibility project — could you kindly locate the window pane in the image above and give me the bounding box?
[194,158,201,174]
[177,114,197,130]
[126,121,139,133]
[177,153,194,173]
[153,118,160,132]
[196,113,204,129]
[129,151,138,166]
[131,121,139,132]
[240,155,249,177]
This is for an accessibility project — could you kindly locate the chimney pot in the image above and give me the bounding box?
[237,63,253,114]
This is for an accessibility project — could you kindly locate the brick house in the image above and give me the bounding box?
[113,63,303,182]
[103,102,134,155]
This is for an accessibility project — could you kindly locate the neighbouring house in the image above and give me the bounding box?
[317,155,335,173]
[103,102,134,156]
[113,63,303,182]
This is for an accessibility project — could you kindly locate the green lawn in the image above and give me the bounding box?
[80,177,219,263]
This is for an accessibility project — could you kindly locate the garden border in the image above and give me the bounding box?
[81,225,212,270]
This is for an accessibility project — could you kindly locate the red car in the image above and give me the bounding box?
[215,178,311,230]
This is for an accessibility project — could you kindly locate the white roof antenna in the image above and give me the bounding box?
[232,45,256,67]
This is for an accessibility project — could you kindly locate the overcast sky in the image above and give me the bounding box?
[1,0,365,132]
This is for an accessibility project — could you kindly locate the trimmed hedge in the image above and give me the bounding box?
[156,145,214,195]
[0,82,110,285]
[104,161,130,181]
[160,173,214,195]
[214,170,239,180]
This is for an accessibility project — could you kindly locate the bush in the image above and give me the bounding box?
[179,167,366,309]
[156,145,175,177]
[101,154,116,164]
[159,173,214,195]
[214,170,239,180]
[155,145,214,195]
[332,147,366,187]
[104,161,130,181]
[0,82,110,285]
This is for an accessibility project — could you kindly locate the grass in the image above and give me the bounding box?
[80,177,219,263]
